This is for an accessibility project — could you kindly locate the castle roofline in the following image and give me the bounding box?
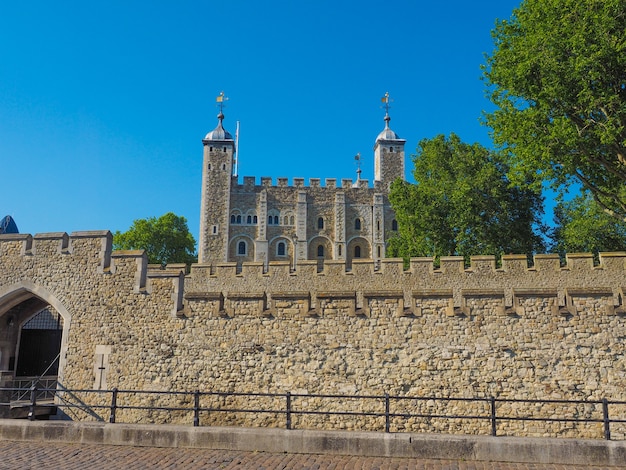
[374,113,404,145]
[203,112,234,141]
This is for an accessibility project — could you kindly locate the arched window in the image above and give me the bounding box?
[253,215,258,224]
[247,215,252,224]
[236,215,242,224]
[354,246,361,258]
[237,241,246,255]
[290,215,295,225]
[317,245,324,257]
[277,242,286,256]
[317,217,324,229]
[392,219,398,231]
[274,215,279,225]
[355,218,361,230]
[230,215,236,224]
[268,216,273,225]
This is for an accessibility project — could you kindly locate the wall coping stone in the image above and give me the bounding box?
[0,420,624,466]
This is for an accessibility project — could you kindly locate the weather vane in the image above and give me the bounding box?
[216,91,228,114]
[381,91,392,114]
[355,152,362,181]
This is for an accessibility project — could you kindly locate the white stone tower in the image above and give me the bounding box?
[374,93,406,188]
[198,101,235,264]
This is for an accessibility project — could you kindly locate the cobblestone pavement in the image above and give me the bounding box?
[0,440,622,470]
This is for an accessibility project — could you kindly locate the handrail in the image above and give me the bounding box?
[9,353,61,402]
[36,353,61,380]
[0,385,623,441]
[9,377,58,402]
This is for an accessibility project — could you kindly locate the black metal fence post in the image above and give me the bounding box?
[602,398,611,440]
[193,390,200,427]
[109,388,118,424]
[286,392,292,430]
[490,396,497,437]
[27,386,37,421]
[385,393,390,433]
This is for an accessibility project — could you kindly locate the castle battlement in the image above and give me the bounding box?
[237,176,377,191]
[187,251,626,313]
[0,232,186,316]
[4,233,625,318]
[188,252,626,276]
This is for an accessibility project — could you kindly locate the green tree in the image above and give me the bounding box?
[387,134,545,262]
[551,191,626,256]
[113,212,197,265]
[483,0,626,221]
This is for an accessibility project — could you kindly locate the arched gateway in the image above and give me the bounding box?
[0,281,71,389]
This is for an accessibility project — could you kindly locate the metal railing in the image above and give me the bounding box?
[9,352,61,402]
[1,385,624,440]
[9,377,58,402]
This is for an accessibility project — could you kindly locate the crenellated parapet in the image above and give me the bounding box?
[0,231,622,328]
[0,232,185,316]
[237,176,380,191]
[3,232,625,322]
[186,252,626,318]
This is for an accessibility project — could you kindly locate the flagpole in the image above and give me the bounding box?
[234,120,240,177]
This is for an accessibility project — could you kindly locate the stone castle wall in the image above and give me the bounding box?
[0,231,625,438]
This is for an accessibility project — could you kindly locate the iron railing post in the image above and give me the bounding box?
[490,396,497,437]
[602,398,611,440]
[286,392,292,430]
[193,390,200,427]
[385,393,390,433]
[109,388,118,424]
[27,385,37,421]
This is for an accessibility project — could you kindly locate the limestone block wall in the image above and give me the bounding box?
[0,232,625,438]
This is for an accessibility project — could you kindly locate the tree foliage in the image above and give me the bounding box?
[551,191,626,256]
[483,0,626,221]
[113,212,197,265]
[387,134,545,262]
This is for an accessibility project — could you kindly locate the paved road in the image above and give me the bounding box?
[0,440,621,470]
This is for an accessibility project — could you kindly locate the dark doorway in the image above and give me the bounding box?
[16,308,63,377]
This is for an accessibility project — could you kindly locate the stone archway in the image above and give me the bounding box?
[0,281,71,387]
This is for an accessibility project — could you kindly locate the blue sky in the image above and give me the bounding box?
[1,1,524,244]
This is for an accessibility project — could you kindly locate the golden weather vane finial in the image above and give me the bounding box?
[216,91,229,114]
[380,91,392,114]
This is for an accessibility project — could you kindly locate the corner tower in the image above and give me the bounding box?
[374,93,406,188]
[198,105,235,264]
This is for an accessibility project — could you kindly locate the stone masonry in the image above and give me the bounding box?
[0,231,625,439]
